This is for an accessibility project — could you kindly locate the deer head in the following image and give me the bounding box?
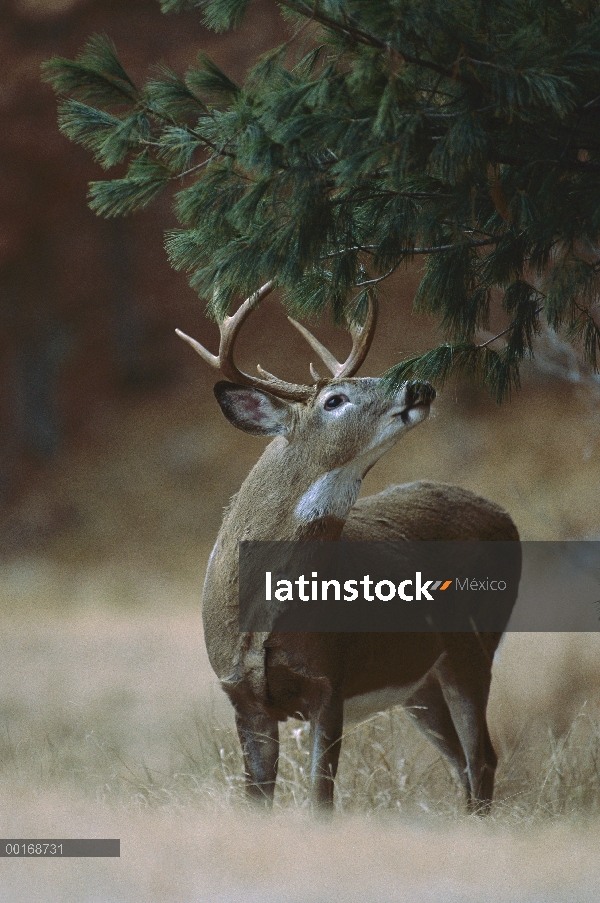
[176,284,435,525]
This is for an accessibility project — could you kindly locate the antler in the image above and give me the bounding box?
[287,292,378,379]
[176,284,378,401]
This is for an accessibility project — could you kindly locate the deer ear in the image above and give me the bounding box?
[214,382,294,436]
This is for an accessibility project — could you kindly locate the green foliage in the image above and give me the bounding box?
[57,102,150,169]
[42,34,139,107]
[187,54,240,100]
[144,66,209,122]
[88,155,171,216]
[43,0,600,399]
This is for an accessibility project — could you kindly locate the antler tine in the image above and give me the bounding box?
[337,291,378,378]
[175,282,275,379]
[217,281,276,384]
[287,292,378,380]
[175,329,220,369]
[176,281,314,401]
[287,317,341,376]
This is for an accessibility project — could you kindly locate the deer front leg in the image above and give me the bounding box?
[234,710,279,808]
[309,692,344,812]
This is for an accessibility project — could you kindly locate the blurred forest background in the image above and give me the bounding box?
[0,0,288,582]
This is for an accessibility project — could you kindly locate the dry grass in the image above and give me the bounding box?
[0,606,599,819]
[0,600,600,901]
[2,581,598,898]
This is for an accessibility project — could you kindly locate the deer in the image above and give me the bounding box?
[176,281,521,814]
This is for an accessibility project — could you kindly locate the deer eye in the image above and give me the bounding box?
[323,394,348,410]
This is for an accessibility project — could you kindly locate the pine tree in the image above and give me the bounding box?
[42,0,600,400]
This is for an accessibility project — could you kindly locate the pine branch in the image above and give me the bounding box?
[276,0,480,88]
[321,238,497,260]
[42,34,139,108]
[477,305,544,349]
[43,0,600,400]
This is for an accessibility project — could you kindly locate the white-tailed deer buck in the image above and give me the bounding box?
[177,282,521,813]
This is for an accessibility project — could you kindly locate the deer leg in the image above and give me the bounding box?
[309,693,344,812]
[435,652,497,814]
[234,710,279,808]
[404,669,469,798]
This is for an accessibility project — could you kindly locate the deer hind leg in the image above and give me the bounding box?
[434,652,497,814]
[404,670,470,799]
[234,710,279,808]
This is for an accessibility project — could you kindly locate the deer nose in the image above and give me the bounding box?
[405,380,436,407]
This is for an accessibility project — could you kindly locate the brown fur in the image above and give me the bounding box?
[201,379,521,812]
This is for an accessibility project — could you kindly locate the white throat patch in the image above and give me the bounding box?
[295,469,362,523]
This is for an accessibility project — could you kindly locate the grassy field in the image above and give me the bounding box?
[0,599,599,902]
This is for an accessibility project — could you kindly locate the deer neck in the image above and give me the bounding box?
[201,436,362,679]
[222,436,364,542]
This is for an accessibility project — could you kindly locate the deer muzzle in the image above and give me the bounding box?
[403,380,436,409]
